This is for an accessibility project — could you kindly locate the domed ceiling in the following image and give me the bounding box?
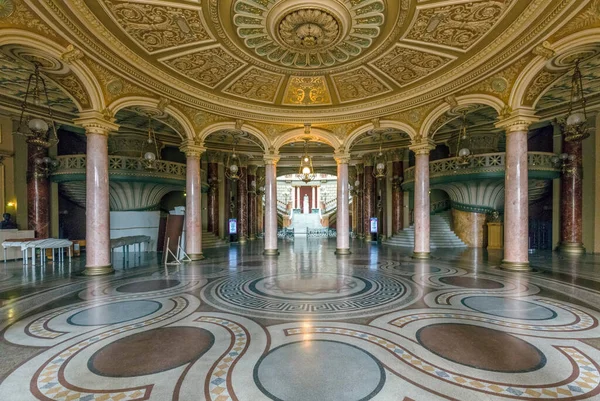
[68,0,544,121]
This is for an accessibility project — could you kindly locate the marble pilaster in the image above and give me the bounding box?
[181,141,206,261]
[410,140,435,259]
[237,166,248,243]
[74,113,119,275]
[207,157,219,236]
[363,162,375,240]
[27,143,49,238]
[264,155,279,255]
[559,138,585,254]
[335,153,351,255]
[392,161,403,235]
[247,165,258,240]
[356,166,364,238]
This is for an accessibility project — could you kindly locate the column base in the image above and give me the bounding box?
[335,248,351,255]
[188,253,205,261]
[412,252,431,260]
[558,242,586,255]
[263,249,279,256]
[500,260,530,272]
[83,264,114,276]
[249,235,256,241]
[239,237,247,244]
[380,235,387,241]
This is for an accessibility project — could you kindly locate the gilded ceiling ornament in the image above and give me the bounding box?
[332,67,390,103]
[0,0,15,19]
[554,0,600,39]
[224,67,284,103]
[406,1,514,50]
[490,77,508,93]
[106,79,123,96]
[458,57,530,102]
[157,97,170,112]
[445,95,458,108]
[283,76,331,105]
[523,69,563,106]
[162,47,244,88]
[85,61,148,102]
[49,73,91,108]
[408,110,421,124]
[532,41,555,59]
[233,0,385,68]
[60,44,84,64]
[100,0,211,52]
[372,46,452,87]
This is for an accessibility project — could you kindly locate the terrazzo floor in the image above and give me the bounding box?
[1,239,600,400]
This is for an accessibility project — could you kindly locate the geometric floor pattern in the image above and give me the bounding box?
[2,239,600,400]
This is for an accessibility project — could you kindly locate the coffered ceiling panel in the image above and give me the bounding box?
[331,67,392,103]
[223,67,285,104]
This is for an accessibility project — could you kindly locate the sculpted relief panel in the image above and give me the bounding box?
[406,0,514,50]
[332,67,391,103]
[223,67,284,103]
[283,76,332,106]
[100,0,211,53]
[372,46,453,87]
[162,47,245,88]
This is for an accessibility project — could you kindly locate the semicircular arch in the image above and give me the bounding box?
[197,122,270,151]
[272,127,340,152]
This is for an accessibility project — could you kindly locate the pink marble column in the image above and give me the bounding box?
[335,154,351,254]
[264,155,279,255]
[182,143,205,260]
[392,160,403,235]
[363,164,375,240]
[356,166,364,238]
[247,165,258,240]
[207,159,219,236]
[559,138,585,254]
[76,115,119,276]
[410,142,434,259]
[27,144,49,239]
[237,166,248,243]
[502,126,530,270]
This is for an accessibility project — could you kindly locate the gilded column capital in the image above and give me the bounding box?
[334,152,351,165]
[180,140,206,158]
[263,154,280,165]
[247,164,259,175]
[409,139,436,155]
[74,111,119,136]
[495,108,538,134]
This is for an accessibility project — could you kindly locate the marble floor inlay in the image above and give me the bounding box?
[2,239,600,400]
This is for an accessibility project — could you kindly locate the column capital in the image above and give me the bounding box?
[495,108,538,133]
[334,152,351,165]
[247,164,259,175]
[409,138,436,155]
[180,140,206,157]
[74,111,119,136]
[263,154,280,165]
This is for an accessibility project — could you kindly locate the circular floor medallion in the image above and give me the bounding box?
[68,300,161,326]
[202,270,418,320]
[439,276,503,289]
[255,340,385,401]
[116,279,180,293]
[89,327,214,377]
[417,324,546,373]
[462,296,556,320]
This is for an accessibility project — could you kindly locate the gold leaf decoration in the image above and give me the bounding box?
[85,61,148,103]
[49,73,91,109]
[372,46,452,86]
[282,76,332,105]
[554,0,600,39]
[523,69,564,107]
[0,0,56,36]
[223,68,283,103]
[332,68,391,103]
[163,47,244,88]
[101,0,211,52]
[406,0,514,50]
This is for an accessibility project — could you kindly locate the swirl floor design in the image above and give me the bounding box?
[3,241,600,400]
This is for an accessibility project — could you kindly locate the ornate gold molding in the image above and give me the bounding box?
[179,140,206,158]
[409,139,436,155]
[75,111,119,135]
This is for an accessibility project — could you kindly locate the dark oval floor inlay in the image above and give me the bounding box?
[115,279,180,293]
[439,276,503,289]
[89,327,214,377]
[417,323,546,373]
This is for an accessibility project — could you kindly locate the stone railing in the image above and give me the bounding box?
[53,155,187,179]
[403,152,559,185]
[307,228,337,238]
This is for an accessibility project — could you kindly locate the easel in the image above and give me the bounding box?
[163,236,191,266]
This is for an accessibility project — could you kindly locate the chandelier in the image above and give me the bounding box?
[225,132,241,181]
[563,59,590,142]
[140,114,160,169]
[298,138,315,184]
[455,112,471,168]
[373,131,386,179]
[13,61,59,149]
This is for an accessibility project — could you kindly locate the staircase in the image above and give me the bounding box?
[386,211,466,248]
[202,229,228,248]
[289,213,323,234]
